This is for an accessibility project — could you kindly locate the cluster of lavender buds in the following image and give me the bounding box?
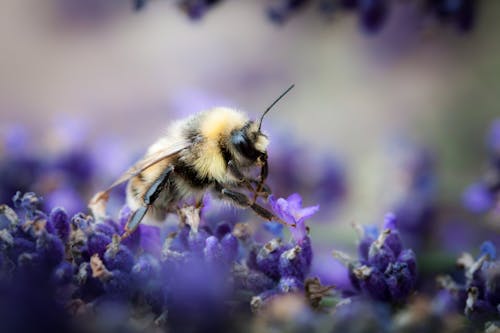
[245,194,321,311]
[0,125,127,217]
[333,213,417,304]
[0,191,325,332]
[133,0,222,19]
[463,119,500,215]
[132,0,478,34]
[438,241,500,329]
[270,0,477,33]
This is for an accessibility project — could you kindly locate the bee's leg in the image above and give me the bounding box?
[195,194,204,209]
[227,160,256,193]
[122,166,174,239]
[227,160,270,198]
[218,186,294,227]
[253,154,269,203]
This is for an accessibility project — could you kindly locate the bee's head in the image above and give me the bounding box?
[230,122,268,163]
[228,84,294,165]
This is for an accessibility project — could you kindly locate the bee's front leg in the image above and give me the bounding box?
[227,160,255,191]
[253,154,269,203]
[227,160,270,200]
[216,184,292,227]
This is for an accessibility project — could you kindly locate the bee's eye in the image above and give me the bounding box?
[231,131,259,160]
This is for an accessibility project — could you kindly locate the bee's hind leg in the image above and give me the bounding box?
[122,166,174,239]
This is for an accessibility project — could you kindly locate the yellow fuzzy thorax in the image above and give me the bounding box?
[200,107,247,141]
[195,108,248,181]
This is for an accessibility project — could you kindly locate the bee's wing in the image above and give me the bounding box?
[90,140,189,209]
[108,142,188,190]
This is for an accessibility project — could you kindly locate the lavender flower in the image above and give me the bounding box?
[438,241,500,326]
[237,194,322,311]
[333,213,417,304]
[463,119,500,215]
[177,0,222,20]
[359,0,388,33]
[268,193,319,244]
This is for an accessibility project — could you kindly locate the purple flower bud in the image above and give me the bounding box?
[384,231,403,258]
[246,244,260,271]
[103,270,133,298]
[204,236,223,264]
[480,241,496,260]
[465,287,497,322]
[251,289,280,312]
[139,224,162,256]
[279,245,309,280]
[383,212,398,230]
[385,262,414,302]
[278,276,304,293]
[358,236,375,263]
[368,231,396,271]
[17,252,41,269]
[74,262,104,301]
[220,233,238,263]
[52,261,74,285]
[132,254,160,283]
[87,232,112,258]
[357,267,390,301]
[233,265,276,293]
[0,229,14,250]
[71,212,93,232]
[298,236,313,267]
[48,207,70,242]
[187,228,211,254]
[256,239,287,280]
[356,225,378,262]
[93,222,116,238]
[104,240,135,273]
[13,191,43,219]
[395,249,414,273]
[36,231,64,268]
[8,237,36,262]
[0,204,19,229]
[164,227,189,253]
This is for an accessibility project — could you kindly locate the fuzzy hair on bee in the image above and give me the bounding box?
[90,85,294,238]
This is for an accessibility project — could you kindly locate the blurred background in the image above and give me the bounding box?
[1,0,499,269]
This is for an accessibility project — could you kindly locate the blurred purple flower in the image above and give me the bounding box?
[334,213,417,304]
[487,118,500,156]
[463,182,495,214]
[439,241,500,324]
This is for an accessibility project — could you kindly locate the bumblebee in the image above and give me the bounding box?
[91,85,294,237]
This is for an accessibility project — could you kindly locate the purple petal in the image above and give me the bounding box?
[294,205,320,220]
[286,193,303,210]
[289,218,307,243]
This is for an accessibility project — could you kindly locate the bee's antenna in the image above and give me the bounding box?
[258,84,295,131]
